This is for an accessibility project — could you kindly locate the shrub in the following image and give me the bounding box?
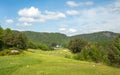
[37,43,49,51]
[68,38,87,53]
[0,50,11,56]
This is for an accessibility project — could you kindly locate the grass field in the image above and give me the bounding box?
[0,49,120,75]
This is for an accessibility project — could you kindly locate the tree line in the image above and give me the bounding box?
[0,26,50,51]
[68,36,120,67]
[0,26,27,50]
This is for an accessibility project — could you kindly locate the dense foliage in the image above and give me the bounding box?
[68,38,87,53]
[71,31,118,43]
[0,27,27,50]
[23,31,69,47]
[23,31,118,49]
[69,36,120,67]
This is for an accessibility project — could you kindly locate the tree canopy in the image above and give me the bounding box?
[68,38,87,53]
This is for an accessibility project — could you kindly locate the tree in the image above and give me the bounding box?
[75,43,103,62]
[114,35,120,50]
[14,33,28,49]
[37,43,49,50]
[27,41,37,49]
[68,38,87,53]
[106,36,120,66]
[2,28,13,48]
[0,26,3,50]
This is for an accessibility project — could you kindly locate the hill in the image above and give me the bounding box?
[23,31,119,47]
[23,31,69,46]
[71,31,119,43]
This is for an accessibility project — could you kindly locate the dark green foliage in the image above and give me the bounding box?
[68,38,87,53]
[0,26,28,50]
[72,35,120,67]
[13,33,28,49]
[74,43,104,63]
[27,41,50,50]
[2,28,14,48]
[0,26,3,50]
[27,41,37,49]
[36,43,49,51]
[114,35,120,50]
[106,35,120,66]
[71,31,118,43]
[23,31,119,49]
[23,31,69,47]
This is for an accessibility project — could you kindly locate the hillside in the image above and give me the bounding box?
[23,31,69,46]
[23,31,119,46]
[71,31,119,43]
[0,49,120,75]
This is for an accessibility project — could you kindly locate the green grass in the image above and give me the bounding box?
[0,49,120,75]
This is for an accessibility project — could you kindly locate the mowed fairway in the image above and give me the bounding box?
[0,49,120,75]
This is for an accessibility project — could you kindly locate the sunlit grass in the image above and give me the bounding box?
[0,49,120,75]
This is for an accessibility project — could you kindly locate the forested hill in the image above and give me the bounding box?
[71,31,119,43]
[23,31,69,46]
[23,31,119,46]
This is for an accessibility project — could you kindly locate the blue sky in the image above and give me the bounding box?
[0,0,120,36]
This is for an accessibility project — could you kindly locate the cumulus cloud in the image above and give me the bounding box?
[85,1,94,6]
[5,19,14,24]
[59,28,66,31]
[66,1,94,7]
[66,10,79,15]
[43,10,66,20]
[73,0,120,34]
[59,27,77,36]
[18,6,40,17]
[18,17,35,23]
[17,22,32,27]
[18,6,66,26]
[66,1,79,7]
[69,28,77,33]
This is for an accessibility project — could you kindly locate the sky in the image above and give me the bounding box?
[0,0,120,36]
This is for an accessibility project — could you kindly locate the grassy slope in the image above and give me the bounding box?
[0,49,120,75]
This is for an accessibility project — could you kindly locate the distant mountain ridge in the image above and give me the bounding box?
[71,31,119,43]
[22,31,119,46]
[23,31,69,46]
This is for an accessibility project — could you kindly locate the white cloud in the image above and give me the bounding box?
[18,6,40,17]
[17,22,32,27]
[66,1,79,7]
[66,10,79,15]
[82,9,97,18]
[58,27,77,36]
[73,0,120,34]
[66,1,94,7]
[69,28,77,33]
[5,19,14,24]
[18,7,66,26]
[85,1,94,6]
[59,28,66,31]
[18,17,35,23]
[43,10,66,20]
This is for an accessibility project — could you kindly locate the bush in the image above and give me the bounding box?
[27,41,37,49]
[0,50,11,56]
[37,43,50,51]
[73,43,104,63]
[68,38,87,53]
